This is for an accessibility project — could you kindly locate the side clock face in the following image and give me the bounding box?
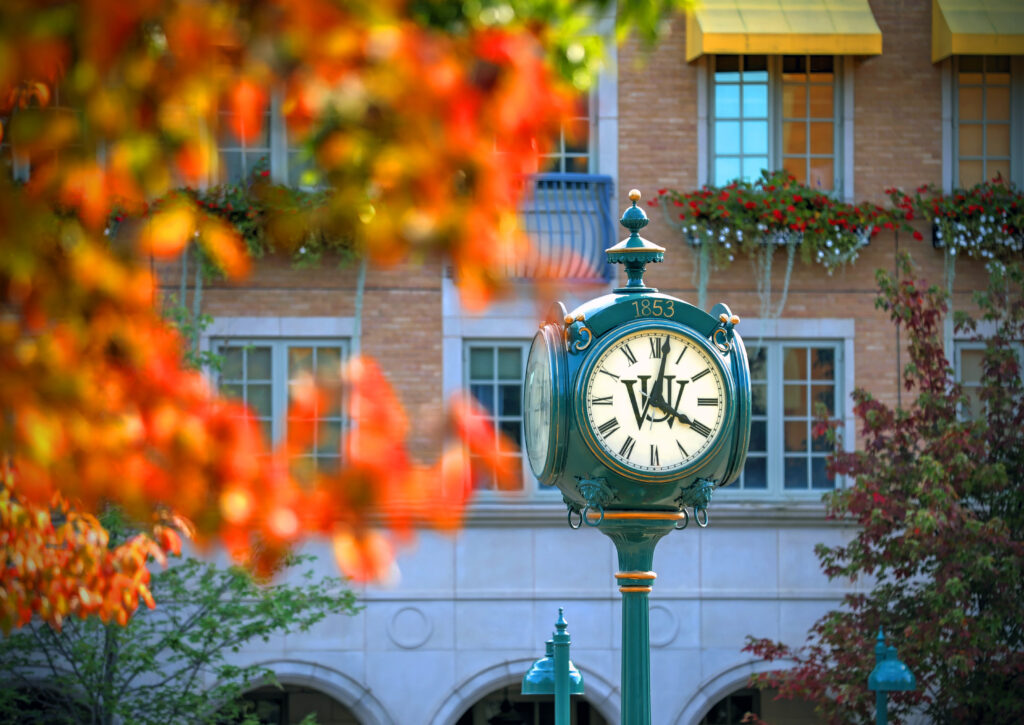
[582,327,728,476]
[524,331,553,477]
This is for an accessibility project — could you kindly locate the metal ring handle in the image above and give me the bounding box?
[713,327,732,353]
[582,505,604,527]
[568,509,583,529]
[573,326,593,352]
[695,507,709,528]
[674,509,690,530]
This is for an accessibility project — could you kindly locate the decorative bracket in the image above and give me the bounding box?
[565,478,615,529]
[674,478,715,528]
[709,306,740,354]
[563,313,593,354]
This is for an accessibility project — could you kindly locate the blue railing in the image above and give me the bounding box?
[513,173,616,283]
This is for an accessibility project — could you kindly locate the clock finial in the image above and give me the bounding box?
[606,189,665,293]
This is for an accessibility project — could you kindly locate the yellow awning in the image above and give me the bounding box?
[932,0,1024,62]
[685,0,883,62]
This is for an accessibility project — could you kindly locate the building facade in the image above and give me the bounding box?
[178,1,1021,723]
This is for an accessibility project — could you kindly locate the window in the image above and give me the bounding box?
[954,56,1015,187]
[955,340,1023,419]
[465,341,528,491]
[710,55,841,191]
[216,93,313,186]
[732,341,842,495]
[700,688,760,725]
[539,94,593,174]
[214,339,347,475]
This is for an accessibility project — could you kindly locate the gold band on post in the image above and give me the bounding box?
[618,586,653,593]
[585,511,686,522]
[615,571,657,580]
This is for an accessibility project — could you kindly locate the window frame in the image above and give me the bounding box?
[953,338,1024,420]
[704,54,847,196]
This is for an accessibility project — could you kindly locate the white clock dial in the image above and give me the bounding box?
[524,331,553,477]
[584,329,727,474]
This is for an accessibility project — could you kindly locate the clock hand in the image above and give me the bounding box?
[645,335,671,418]
[647,393,692,427]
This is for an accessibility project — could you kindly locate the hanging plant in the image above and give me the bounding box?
[654,170,896,316]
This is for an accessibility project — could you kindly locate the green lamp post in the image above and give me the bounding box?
[523,190,751,724]
[868,628,916,725]
[522,608,585,725]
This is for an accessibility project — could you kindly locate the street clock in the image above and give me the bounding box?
[524,190,751,527]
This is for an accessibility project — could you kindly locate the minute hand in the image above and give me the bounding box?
[647,390,692,427]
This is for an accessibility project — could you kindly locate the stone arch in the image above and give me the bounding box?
[247,658,393,725]
[428,657,620,725]
[673,657,798,725]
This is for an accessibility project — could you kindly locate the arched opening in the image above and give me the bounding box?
[453,686,610,725]
[232,684,361,725]
[698,687,819,725]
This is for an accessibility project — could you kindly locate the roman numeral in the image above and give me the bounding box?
[676,440,689,458]
[698,397,719,406]
[598,418,620,436]
[691,368,710,382]
[675,347,687,365]
[649,337,663,359]
[599,368,620,380]
[621,344,637,365]
[690,419,712,437]
[592,396,613,406]
[650,445,659,466]
[619,436,636,458]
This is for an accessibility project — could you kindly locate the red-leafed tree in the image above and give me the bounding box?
[0,0,686,632]
[745,255,1024,723]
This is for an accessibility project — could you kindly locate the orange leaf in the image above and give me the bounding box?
[138,203,195,258]
[227,80,268,145]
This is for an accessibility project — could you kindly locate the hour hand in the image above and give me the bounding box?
[647,389,691,426]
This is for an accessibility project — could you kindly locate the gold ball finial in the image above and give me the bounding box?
[628,188,641,202]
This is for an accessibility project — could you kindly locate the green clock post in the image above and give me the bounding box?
[523,190,752,724]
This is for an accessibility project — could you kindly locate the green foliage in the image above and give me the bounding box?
[0,555,357,725]
[744,255,1024,724]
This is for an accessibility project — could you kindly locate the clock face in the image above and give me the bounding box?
[582,327,728,475]
[524,330,553,478]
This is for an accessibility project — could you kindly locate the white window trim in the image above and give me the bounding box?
[698,54,853,198]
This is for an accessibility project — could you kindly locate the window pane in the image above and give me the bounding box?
[222,348,243,379]
[808,55,834,76]
[965,389,984,418]
[749,420,766,451]
[782,55,807,79]
[565,119,589,154]
[499,384,521,416]
[811,426,832,453]
[986,87,1010,120]
[469,348,493,379]
[248,384,272,418]
[245,152,268,176]
[958,87,983,120]
[782,85,807,119]
[221,152,243,184]
[959,125,983,156]
[783,156,806,184]
[567,155,589,173]
[784,421,807,452]
[316,347,342,380]
[715,84,740,117]
[809,122,833,154]
[809,159,834,190]
[749,347,766,380]
[222,383,244,400]
[744,55,768,76]
[784,384,807,416]
[752,383,767,416]
[742,121,768,155]
[987,124,1010,157]
[470,384,494,413]
[811,457,833,489]
[988,159,1010,182]
[497,347,521,379]
[784,457,807,489]
[317,421,342,455]
[959,56,984,74]
[810,348,835,380]
[715,55,740,80]
[742,156,768,181]
[499,420,521,451]
[715,121,741,154]
[812,384,835,415]
[248,347,272,379]
[289,347,313,377]
[961,349,984,382]
[714,157,741,186]
[959,159,984,187]
[742,85,768,117]
[808,84,832,118]
[784,348,807,380]
[743,457,767,489]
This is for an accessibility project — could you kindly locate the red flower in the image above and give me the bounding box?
[744,201,757,210]
[786,205,796,213]
[657,188,667,195]
[772,209,783,221]
[260,170,270,178]
[913,230,923,241]
[793,195,803,203]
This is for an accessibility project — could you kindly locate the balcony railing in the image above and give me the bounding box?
[512,173,616,283]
